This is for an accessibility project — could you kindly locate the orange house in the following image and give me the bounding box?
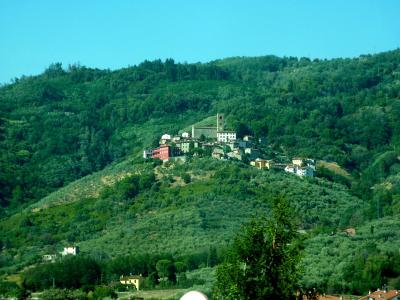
[152,144,170,161]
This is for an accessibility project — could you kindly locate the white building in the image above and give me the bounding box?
[181,132,190,139]
[292,157,316,170]
[285,165,314,177]
[217,131,237,143]
[172,136,181,143]
[160,134,172,144]
[143,149,153,159]
[243,135,253,141]
[61,246,79,256]
[161,134,171,140]
[42,254,57,262]
[285,165,296,174]
[296,166,314,177]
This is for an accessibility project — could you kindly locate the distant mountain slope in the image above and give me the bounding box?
[28,156,145,211]
[1,50,400,215]
[0,158,363,271]
[1,50,400,296]
[302,215,400,293]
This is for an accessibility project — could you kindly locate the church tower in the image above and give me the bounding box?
[217,113,224,132]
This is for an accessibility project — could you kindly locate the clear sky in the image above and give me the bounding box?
[0,0,399,84]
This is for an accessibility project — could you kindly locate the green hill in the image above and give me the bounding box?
[0,157,361,268]
[1,50,400,215]
[2,156,398,294]
[1,50,400,295]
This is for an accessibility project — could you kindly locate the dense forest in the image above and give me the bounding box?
[1,51,400,215]
[1,50,400,298]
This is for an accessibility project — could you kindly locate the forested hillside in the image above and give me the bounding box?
[1,50,400,297]
[1,50,400,216]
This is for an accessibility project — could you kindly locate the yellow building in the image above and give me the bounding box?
[251,158,275,170]
[292,157,304,167]
[120,275,143,291]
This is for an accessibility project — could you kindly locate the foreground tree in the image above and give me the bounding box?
[213,196,301,300]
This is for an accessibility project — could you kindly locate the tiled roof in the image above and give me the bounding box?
[359,290,399,300]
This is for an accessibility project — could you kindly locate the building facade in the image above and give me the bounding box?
[61,246,79,256]
[120,275,143,291]
[217,131,237,143]
[152,145,170,161]
[191,126,218,139]
[143,149,153,159]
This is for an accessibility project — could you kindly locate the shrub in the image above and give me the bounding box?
[92,285,117,300]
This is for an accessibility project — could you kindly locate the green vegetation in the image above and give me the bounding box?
[1,50,400,298]
[214,197,301,300]
[0,158,363,271]
[1,51,400,218]
[301,216,400,295]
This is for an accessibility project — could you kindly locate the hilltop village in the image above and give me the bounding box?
[144,114,316,177]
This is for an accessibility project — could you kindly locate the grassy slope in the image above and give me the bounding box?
[317,161,352,179]
[0,157,364,271]
[1,155,399,293]
[302,216,400,289]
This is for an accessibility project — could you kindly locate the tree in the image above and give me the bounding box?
[181,173,191,184]
[92,286,117,300]
[213,196,301,300]
[156,259,172,281]
[235,123,253,139]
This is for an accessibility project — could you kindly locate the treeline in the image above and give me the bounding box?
[22,248,221,292]
[0,59,228,212]
[0,158,364,259]
[1,50,400,220]
[342,248,400,294]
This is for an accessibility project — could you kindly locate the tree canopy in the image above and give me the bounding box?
[213,197,301,300]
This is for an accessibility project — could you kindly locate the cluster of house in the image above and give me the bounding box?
[143,113,315,178]
[143,113,242,162]
[251,157,315,177]
[315,289,400,300]
[42,246,79,263]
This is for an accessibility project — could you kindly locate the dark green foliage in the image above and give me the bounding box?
[0,158,363,266]
[0,280,22,298]
[342,249,400,295]
[92,285,117,299]
[1,50,400,215]
[156,259,177,285]
[1,50,400,295]
[316,166,351,188]
[40,288,87,300]
[139,172,156,190]
[301,216,400,296]
[181,172,191,184]
[101,250,215,289]
[213,197,301,300]
[235,123,253,139]
[100,172,156,202]
[113,175,140,200]
[23,256,101,291]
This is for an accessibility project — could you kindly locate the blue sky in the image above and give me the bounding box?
[0,0,399,84]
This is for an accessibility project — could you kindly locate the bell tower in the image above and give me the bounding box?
[217,113,224,132]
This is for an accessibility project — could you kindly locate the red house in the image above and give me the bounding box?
[152,144,170,161]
